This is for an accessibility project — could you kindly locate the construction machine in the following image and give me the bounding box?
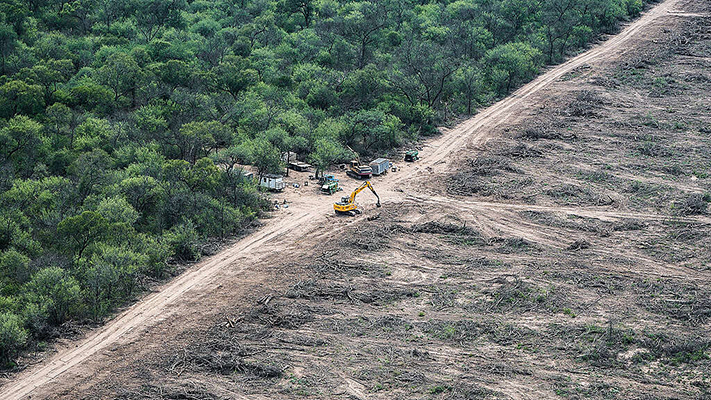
[322,180,341,194]
[320,175,342,195]
[347,160,373,179]
[345,145,373,179]
[334,181,381,215]
[404,150,419,162]
[318,174,338,185]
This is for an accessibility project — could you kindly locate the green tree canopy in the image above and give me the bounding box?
[57,211,109,259]
[484,42,543,94]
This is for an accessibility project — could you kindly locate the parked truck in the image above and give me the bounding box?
[259,174,285,191]
[369,158,391,176]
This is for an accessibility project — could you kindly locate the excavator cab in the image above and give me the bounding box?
[334,181,381,216]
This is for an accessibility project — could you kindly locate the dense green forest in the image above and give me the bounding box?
[0,0,651,365]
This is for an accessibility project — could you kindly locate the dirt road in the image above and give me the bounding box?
[0,0,699,398]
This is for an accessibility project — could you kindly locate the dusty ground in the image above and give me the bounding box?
[1,0,710,399]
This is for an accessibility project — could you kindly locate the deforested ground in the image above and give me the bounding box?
[2,1,710,399]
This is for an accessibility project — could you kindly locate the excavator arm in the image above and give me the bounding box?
[334,180,381,215]
[345,145,360,164]
[349,181,381,207]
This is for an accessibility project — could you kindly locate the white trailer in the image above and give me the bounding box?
[369,158,391,176]
[259,174,285,191]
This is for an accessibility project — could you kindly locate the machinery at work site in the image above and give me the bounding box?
[347,160,373,179]
[345,145,374,179]
[404,150,419,162]
[334,181,381,216]
[320,175,342,195]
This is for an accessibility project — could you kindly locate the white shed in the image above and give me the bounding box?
[259,174,285,191]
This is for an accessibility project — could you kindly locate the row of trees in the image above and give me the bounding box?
[0,0,652,365]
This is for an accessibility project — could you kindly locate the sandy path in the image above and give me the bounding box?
[0,0,691,398]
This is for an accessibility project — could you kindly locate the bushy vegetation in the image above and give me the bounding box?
[0,0,652,366]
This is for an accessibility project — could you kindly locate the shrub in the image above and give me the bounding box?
[0,312,28,364]
[23,267,82,326]
[0,249,31,284]
[675,193,708,216]
[164,221,201,261]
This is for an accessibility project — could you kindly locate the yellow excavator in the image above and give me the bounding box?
[334,181,381,215]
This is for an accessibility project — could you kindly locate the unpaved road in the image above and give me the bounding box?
[0,0,699,398]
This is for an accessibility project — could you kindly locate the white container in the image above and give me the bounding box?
[259,174,285,191]
[369,158,390,175]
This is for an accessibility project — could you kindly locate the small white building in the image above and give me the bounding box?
[259,174,285,191]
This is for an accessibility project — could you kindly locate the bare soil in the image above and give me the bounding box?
[1,0,710,399]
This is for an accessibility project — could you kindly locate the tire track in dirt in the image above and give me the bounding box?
[404,194,711,225]
[405,194,711,282]
[0,1,690,398]
[568,163,709,197]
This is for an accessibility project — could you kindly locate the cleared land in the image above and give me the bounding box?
[1,0,710,398]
